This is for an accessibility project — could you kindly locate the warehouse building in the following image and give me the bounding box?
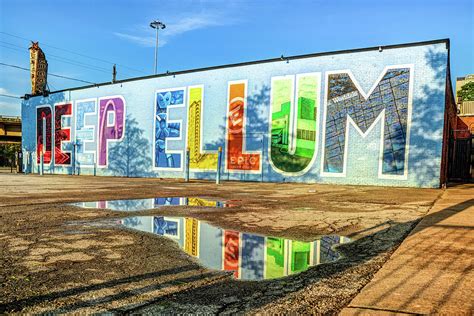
[21,39,459,188]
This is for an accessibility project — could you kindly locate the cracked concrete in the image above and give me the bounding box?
[0,174,443,314]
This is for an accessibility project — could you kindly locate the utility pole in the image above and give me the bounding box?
[112,64,117,83]
[150,20,166,74]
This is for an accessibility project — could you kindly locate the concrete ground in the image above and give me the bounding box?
[0,167,15,173]
[0,174,471,314]
[342,183,474,315]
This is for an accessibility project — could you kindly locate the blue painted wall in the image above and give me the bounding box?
[21,41,448,188]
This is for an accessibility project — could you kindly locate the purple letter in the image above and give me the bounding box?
[98,96,125,166]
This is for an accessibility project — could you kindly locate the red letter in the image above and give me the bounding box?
[37,106,52,164]
[54,103,72,165]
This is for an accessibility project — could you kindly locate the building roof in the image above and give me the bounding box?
[457,74,474,81]
[25,38,450,98]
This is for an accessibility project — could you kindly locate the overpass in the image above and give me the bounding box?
[0,116,21,144]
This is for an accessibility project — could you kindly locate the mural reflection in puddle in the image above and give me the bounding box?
[70,197,235,212]
[119,216,350,281]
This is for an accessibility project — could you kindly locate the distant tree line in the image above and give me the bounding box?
[0,143,20,167]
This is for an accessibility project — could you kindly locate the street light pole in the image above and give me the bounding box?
[153,27,158,74]
[150,20,166,74]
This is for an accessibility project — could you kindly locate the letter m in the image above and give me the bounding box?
[322,65,413,179]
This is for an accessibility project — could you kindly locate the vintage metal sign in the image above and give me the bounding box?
[29,42,48,94]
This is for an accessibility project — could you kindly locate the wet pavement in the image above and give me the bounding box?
[70,197,236,212]
[116,215,350,281]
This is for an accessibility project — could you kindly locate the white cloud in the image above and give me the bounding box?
[114,32,159,48]
[165,14,222,37]
[114,12,232,48]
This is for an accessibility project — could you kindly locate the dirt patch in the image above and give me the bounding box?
[0,174,441,314]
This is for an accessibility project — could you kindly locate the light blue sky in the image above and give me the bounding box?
[0,0,473,116]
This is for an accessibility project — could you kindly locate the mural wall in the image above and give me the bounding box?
[322,67,412,179]
[22,41,450,188]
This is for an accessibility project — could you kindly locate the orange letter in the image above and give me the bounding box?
[226,81,260,172]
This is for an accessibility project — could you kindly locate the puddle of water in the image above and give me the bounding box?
[117,216,350,281]
[70,197,235,212]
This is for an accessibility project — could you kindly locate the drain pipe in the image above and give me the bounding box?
[216,146,222,185]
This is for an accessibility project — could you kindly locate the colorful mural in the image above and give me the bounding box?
[98,96,125,167]
[187,86,218,171]
[75,99,97,166]
[265,237,286,278]
[154,88,184,170]
[290,241,312,274]
[270,73,319,174]
[120,216,348,281]
[188,197,217,207]
[25,40,449,188]
[184,218,199,257]
[240,233,265,280]
[154,197,182,206]
[223,230,240,278]
[322,67,412,178]
[36,106,52,164]
[54,103,72,165]
[320,236,350,263]
[226,81,261,172]
[154,216,179,238]
[70,196,228,211]
[29,72,417,180]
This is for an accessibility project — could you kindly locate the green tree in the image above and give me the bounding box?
[458,81,474,101]
[0,143,20,167]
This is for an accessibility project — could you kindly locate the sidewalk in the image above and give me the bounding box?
[341,184,474,315]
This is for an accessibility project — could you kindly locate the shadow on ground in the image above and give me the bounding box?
[1,198,471,314]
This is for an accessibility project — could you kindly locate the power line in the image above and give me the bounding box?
[0,62,97,85]
[0,93,21,99]
[0,41,133,76]
[0,31,148,75]
[0,43,24,53]
[47,82,57,92]
[0,40,109,71]
[0,31,145,74]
